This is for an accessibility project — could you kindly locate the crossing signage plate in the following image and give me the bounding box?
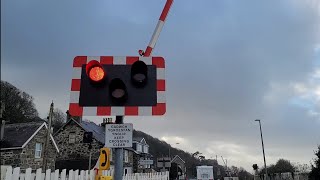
[105,123,133,148]
[157,157,171,168]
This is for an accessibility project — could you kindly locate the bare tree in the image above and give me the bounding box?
[230,166,240,176]
[50,108,66,133]
[192,151,202,159]
[199,155,206,161]
[294,163,310,174]
[0,81,39,123]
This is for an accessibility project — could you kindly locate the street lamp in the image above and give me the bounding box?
[255,119,267,180]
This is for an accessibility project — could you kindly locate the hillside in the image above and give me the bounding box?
[133,129,227,178]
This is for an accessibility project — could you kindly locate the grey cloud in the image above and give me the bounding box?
[2,0,320,170]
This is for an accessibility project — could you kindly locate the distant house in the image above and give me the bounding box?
[132,137,153,173]
[54,118,135,174]
[170,155,186,179]
[0,122,59,171]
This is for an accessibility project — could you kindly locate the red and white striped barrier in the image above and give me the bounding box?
[144,0,174,57]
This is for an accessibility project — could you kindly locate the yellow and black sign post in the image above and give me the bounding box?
[95,148,112,180]
[99,147,111,170]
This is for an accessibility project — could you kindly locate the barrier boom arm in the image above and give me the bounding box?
[143,0,174,57]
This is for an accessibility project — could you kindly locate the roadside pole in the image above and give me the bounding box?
[114,116,124,180]
[88,143,92,171]
[88,151,92,170]
[105,119,133,180]
[42,102,54,171]
[162,155,166,172]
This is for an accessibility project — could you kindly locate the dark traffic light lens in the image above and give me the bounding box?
[131,61,148,87]
[133,73,146,83]
[111,89,126,99]
[109,78,127,103]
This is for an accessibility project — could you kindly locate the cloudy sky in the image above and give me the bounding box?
[2,0,320,171]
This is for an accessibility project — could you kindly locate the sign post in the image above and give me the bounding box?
[113,116,124,180]
[105,118,133,180]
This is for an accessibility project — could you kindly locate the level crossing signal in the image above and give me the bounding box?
[83,132,93,144]
[252,164,258,170]
[68,56,166,116]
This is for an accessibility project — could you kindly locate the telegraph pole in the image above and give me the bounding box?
[221,156,230,177]
[42,102,54,171]
[255,119,268,180]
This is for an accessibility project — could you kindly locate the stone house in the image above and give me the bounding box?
[0,122,59,171]
[132,137,153,173]
[54,118,134,174]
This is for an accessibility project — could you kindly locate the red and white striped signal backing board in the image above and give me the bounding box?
[69,56,166,116]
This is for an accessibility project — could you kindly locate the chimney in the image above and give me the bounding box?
[101,118,113,126]
[101,118,107,127]
[1,120,5,140]
[66,110,82,123]
[66,110,71,121]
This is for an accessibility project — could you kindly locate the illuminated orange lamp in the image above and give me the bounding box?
[86,60,106,82]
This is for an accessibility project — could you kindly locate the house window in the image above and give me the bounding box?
[35,143,42,158]
[137,144,142,152]
[124,150,129,162]
[69,133,76,143]
[143,146,149,153]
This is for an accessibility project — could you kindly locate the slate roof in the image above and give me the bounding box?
[60,119,139,153]
[132,137,144,142]
[80,121,105,144]
[0,122,43,148]
[171,155,185,163]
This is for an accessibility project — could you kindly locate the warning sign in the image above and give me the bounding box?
[105,123,133,148]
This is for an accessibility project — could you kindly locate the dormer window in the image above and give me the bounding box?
[137,144,142,152]
[141,138,146,145]
[143,145,149,153]
[124,150,129,162]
